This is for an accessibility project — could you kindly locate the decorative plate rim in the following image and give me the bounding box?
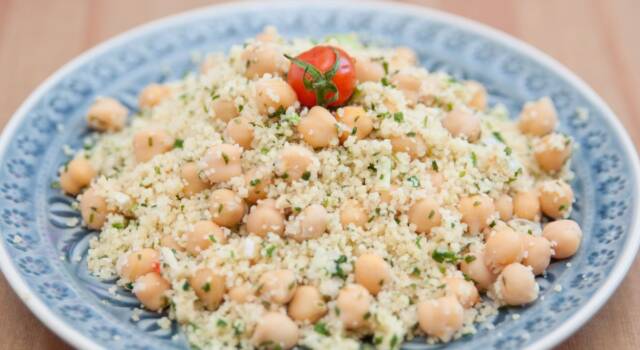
[0,1,638,349]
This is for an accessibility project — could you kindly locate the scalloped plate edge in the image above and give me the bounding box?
[0,1,638,349]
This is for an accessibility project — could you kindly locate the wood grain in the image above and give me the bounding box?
[0,0,638,349]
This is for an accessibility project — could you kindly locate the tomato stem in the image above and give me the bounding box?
[285,48,341,107]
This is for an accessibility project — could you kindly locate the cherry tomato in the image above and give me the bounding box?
[286,45,356,108]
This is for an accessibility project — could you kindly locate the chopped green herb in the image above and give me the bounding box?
[428,209,435,219]
[182,281,190,291]
[464,255,477,263]
[411,267,421,277]
[504,146,512,156]
[390,334,399,348]
[221,152,229,164]
[432,249,459,264]
[301,171,311,181]
[492,131,505,143]
[216,319,227,327]
[407,175,420,188]
[393,112,404,123]
[50,181,61,189]
[173,138,184,148]
[260,147,269,154]
[208,235,217,243]
[314,322,330,336]
[202,282,211,292]
[112,222,125,229]
[382,61,389,75]
[249,178,261,186]
[265,245,276,258]
[471,152,478,167]
[332,255,348,279]
[431,160,439,172]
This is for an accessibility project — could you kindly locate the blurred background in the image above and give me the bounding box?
[0,0,638,349]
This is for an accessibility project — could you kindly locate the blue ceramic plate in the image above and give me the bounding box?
[1,1,638,349]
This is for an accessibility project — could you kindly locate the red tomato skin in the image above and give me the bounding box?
[287,46,356,108]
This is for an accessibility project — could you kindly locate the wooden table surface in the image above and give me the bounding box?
[1,0,639,349]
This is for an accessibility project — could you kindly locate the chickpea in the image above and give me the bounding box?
[442,108,481,142]
[355,57,384,82]
[444,277,479,308]
[184,220,225,255]
[251,312,299,350]
[417,296,464,342]
[518,97,558,136]
[210,189,247,228]
[59,157,96,195]
[189,267,226,310]
[494,263,539,305]
[118,248,160,282]
[391,73,421,105]
[495,194,514,221]
[244,168,272,204]
[534,133,572,173]
[295,204,328,242]
[336,284,372,330]
[336,106,373,141]
[228,283,254,303]
[539,180,573,219]
[258,269,297,304]
[459,249,497,291]
[390,134,426,159]
[459,195,495,234]
[390,46,417,69]
[255,78,298,115]
[408,198,442,234]
[277,145,313,181]
[202,143,243,184]
[132,128,174,163]
[542,219,582,259]
[513,190,541,221]
[241,43,288,79]
[484,225,524,272]
[340,199,368,229]
[133,272,171,311]
[160,235,182,251]
[180,162,209,196]
[211,98,239,122]
[354,254,391,295]
[465,80,487,110]
[255,26,279,42]
[80,187,108,229]
[138,84,171,109]
[86,97,127,132]
[224,117,254,149]
[246,202,285,237]
[298,106,339,148]
[288,285,327,323]
[521,235,552,275]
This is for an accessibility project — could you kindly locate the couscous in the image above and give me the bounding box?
[58,27,582,349]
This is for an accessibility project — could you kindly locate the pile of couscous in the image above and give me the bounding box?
[57,27,583,349]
